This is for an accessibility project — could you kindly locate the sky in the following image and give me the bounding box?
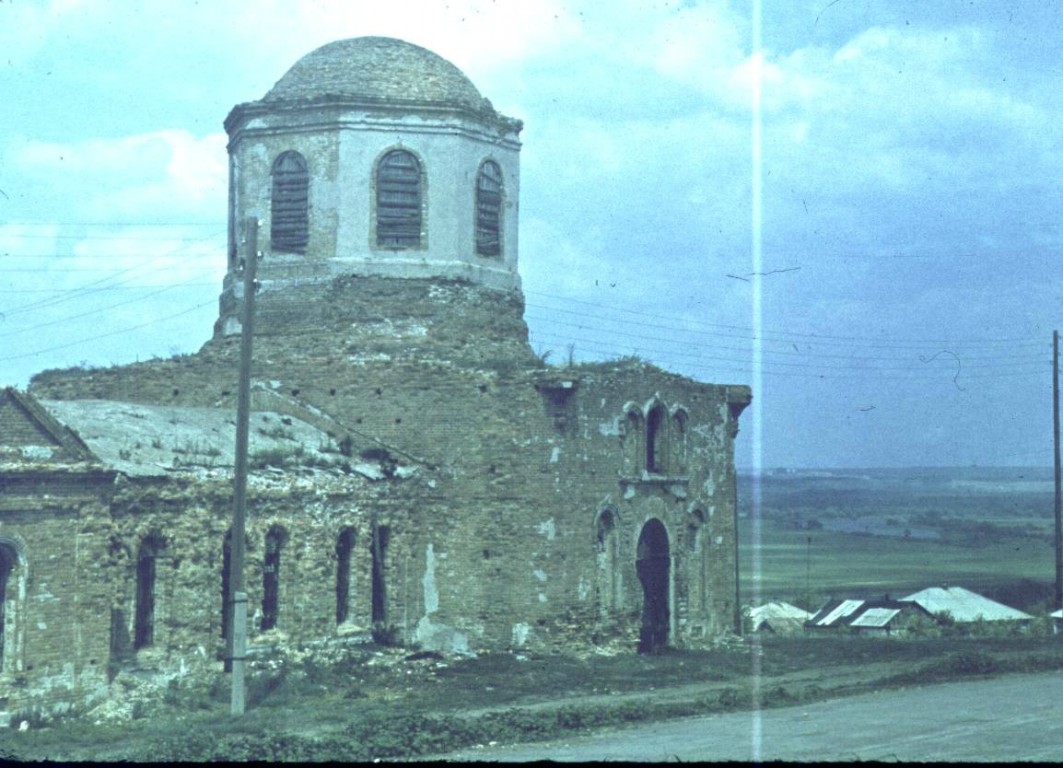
[1,0,1061,470]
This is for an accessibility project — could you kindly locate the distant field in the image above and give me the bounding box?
[737,467,1057,611]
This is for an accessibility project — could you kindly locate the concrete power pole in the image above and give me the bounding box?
[1054,330,1061,610]
[230,217,259,716]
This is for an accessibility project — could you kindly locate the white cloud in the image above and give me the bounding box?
[13,130,227,221]
[0,0,88,65]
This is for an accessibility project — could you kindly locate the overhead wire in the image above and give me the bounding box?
[0,225,1053,385]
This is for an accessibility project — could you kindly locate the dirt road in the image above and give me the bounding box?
[445,671,1063,762]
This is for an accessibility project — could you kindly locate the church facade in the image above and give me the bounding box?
[0,37,750,720]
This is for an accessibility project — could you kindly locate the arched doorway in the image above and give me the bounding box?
[636,519,670,654]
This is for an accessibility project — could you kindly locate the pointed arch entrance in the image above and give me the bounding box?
[636,518,670,653]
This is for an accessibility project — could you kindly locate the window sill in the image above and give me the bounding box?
[619,473,689,499]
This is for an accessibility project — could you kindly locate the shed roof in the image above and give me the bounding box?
[901,586,1031,622]
[849,607,901,628]
[811,599,865,627]
[747,601,813,632]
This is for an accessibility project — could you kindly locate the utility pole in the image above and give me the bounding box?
[1054,330,1061,610]
[229,217,259,716]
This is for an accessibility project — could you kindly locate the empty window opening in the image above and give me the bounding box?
[636,519,670,654]
[370,525,390,624]
[686,524,707,615]
[271,151,309,253]
[335,527,356,625]
[0,545,15,669]
[134,535,164,650]
[646,405,665,474]
[623,409,642,472]
[475,160,502,256]
[261,526,287,632]
[672,409,688,472]
[595,511,620,616]
[376,150,422,248]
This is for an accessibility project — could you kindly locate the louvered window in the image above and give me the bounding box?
[271,151,309,253]
[476,160,503,256]
[377,150,422,248]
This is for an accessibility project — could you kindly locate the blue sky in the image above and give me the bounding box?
[1,0,1060,469]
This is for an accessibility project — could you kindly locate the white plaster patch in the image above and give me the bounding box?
[537,519,556,540]
[20,446,54,460]
[37,622,46,630]
[533,568,547,582]
[623,484,636,500]
[549,446,560,463]
[511,622,531,647]
[578,576,590,601]
[414,616,469,654]
[703,476,716,496]
[351,462,386,480]
[423,543,439,616]
[715,535,724,545]
[538,592,547,603]
[597,417,621,437]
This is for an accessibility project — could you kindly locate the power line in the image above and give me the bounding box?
[524,290,1045,347]
[0,273,220,338]
[0,300,215,362]
[0,230,225,317]
[524,308,1049,366]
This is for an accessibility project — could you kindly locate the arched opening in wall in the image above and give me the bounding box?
[645,404,665,474]
[595,510,620,618]
[134,535,165,650]
[623,408,642,474]
[335,527,356,625]
[370,525,390,626]
[636,519,670,654]
[376,150,422,248]
[261,525,287,632]
[475,160,502,256]
[0,544,19,671]
[672,408,689,474]
[271,150,309,253]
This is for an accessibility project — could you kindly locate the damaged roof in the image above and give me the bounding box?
[38,399,351,478]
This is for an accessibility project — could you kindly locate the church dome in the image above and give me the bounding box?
[263,36,487,112]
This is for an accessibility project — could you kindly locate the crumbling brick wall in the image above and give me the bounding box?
[15,275,749,715]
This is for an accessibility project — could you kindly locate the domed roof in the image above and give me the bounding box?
[263,36,487,112]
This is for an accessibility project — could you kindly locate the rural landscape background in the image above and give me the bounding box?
[738,465,1057,613]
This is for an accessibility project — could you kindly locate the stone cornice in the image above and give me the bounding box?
[225,95,523,140]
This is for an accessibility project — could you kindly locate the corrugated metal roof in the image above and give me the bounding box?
[850,607,901,628]
[815,599,865,626]
[901,586,1031,622]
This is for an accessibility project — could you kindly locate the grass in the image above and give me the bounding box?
[740,520,1056,610]
[4,635,1063,762]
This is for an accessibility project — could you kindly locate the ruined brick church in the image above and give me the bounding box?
[0,37,750,717]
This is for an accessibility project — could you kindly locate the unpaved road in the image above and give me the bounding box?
[444,671,1063,762]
